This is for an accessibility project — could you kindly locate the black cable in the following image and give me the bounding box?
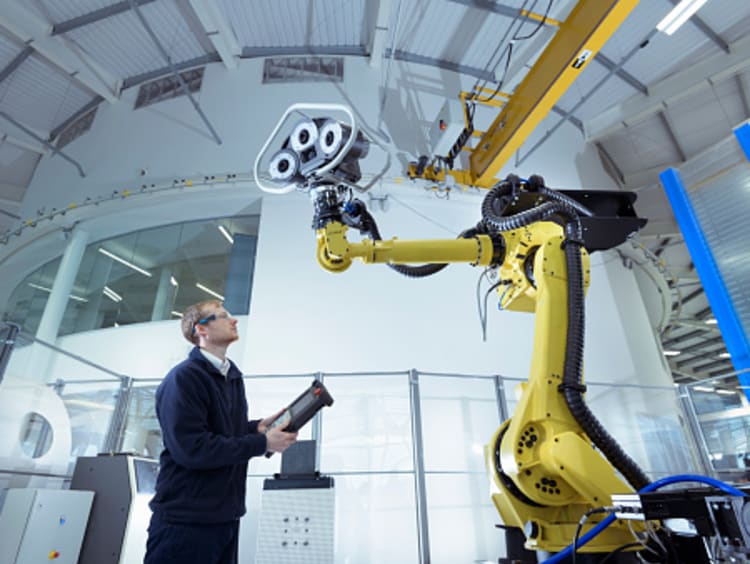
[513,0,553,41]
[599,542,643,564]
[468,0,533,99]
[572,507,611,564]
[470,0,553,105]
[474,42,513,105]
[480,277,505,341]
[476,269,490,338]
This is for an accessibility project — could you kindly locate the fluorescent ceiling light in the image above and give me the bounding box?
[718,352,731,359]
[218,225,234,244]
[693,385,715,392]
[716,389,735,395]
[170,276,179,287]
[102,285,123,303]
[196,282,224,300]
[656,0,708,35]
[663,350,681,357]
[98,248,152,277]
[28,282,88,303]
[705,318,718,325]
[171,310,183,318]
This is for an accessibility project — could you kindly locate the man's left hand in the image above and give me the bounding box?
[258,409,285,434]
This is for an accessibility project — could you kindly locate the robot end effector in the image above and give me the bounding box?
[267,117,370,189]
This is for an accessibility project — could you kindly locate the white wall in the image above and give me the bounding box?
[0,55,686,562]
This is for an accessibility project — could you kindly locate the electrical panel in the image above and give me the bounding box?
[0,488,94,564]
[428,99,466,158]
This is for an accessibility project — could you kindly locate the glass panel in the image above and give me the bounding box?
[1,215,259,336]
[502,377,694,480]
[319,374,412,473]
[699,416,750,474]
[120,383,161,458]
[245,376,315,476]
[685,375,750,479]
[690,381,744,415]
[2,257,61,334]
[332,474,418,564]
[420,375,500,472]
[0,328,121,492]
[586,383,693,479]
[425,473,506,564]
[60,381,120,470]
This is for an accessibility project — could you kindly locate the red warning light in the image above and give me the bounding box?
[439,120,447,131]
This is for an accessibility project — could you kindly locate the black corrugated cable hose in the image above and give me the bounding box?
[481,179,651,491]
[340,199,448,278]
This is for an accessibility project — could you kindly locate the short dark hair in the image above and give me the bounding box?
[181,300,222,345]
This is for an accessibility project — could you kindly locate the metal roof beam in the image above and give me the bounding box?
[242,45,367,58]
[449,0,560,23]
[0,46,33,85]
[507,0,644,173]
[550,105,582,132]
[659,110,687,162]
[593,51,647,94]
[367,0,391,68]
[737,73,750,120]
[1,127,47,154]
[0,111,84,177]
[51,0,157,35]
[594,141,624,187]
[667,0,729,54]
[0,2,120,103]
[586,34,750,142]
[664,329,706,347]
[690,358,733,373]
[676,335,726,356]
[127,0,221,145]
[121,54,220,90]
[386,49,494,81]
[49,96,103,141]
[184,0,241,70]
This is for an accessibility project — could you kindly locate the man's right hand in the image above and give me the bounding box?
[265,426,298,453]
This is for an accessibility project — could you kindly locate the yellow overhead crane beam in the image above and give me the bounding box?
[408,0,639,189]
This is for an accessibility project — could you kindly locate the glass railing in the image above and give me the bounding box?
[681,370,750,482]
[0,322,125,508]
[0,323,706,564]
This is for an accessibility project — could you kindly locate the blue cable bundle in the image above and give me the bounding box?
[539,474,746,564]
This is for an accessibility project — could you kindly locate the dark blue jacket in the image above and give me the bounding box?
[150,347,267,523]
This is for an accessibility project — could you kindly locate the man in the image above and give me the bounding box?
[145,300,297,564]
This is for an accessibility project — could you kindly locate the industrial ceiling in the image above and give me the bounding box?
[1,0,749,384]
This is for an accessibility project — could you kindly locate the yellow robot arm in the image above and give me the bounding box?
[309,175,649,554]
[257,114,649,555]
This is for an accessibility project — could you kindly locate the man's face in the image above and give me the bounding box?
[195,305,239,346]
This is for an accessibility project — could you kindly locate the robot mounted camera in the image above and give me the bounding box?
[254,103,371,195]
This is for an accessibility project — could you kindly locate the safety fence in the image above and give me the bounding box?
[0,321,713,564]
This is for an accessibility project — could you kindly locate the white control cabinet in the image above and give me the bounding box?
[0,488,94,564]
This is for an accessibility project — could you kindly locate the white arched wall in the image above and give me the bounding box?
[0,56,688,556]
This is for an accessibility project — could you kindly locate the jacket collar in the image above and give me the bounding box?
[188,346,242,380]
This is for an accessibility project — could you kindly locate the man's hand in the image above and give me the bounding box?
[265,426,298,453]
[258,409,285,434]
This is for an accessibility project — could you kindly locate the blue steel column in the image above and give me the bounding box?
[408,369,431,563]
[659,166,750,395]
[734,122,750,161]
